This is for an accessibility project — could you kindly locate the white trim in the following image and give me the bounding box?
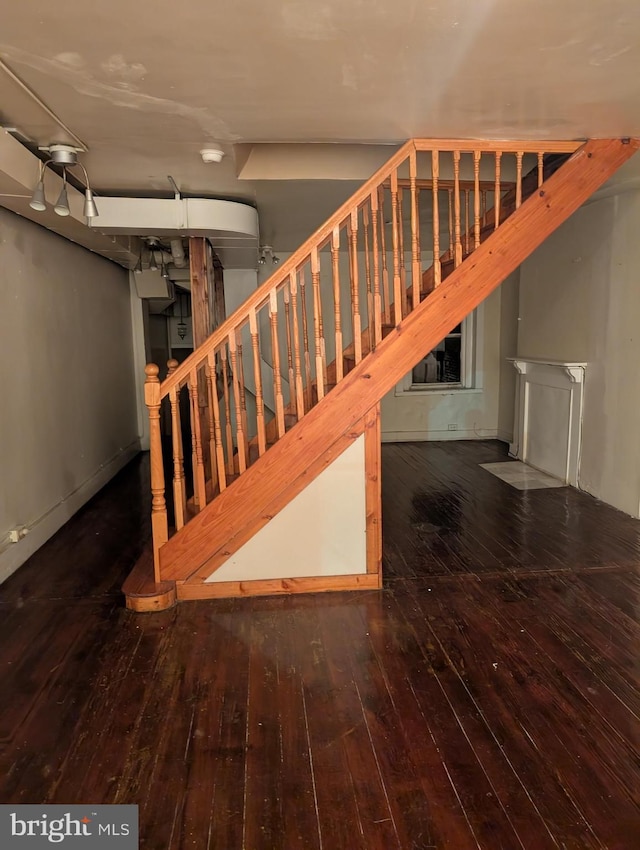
[394,304,482,396]
[0,441,140,585]
[382,428,499,443]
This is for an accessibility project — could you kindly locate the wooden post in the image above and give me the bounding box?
[220,346,234,476]
[494,152,502,230]
[145,364,168,580]
[249,308,267,456]
[473,150,481,249]
[311,247,325,401]
[453,151,462,267]
[515,151,524,209]
[269,291,286,439]
[206,351,227,493]
[283,286,295,415]
[299,268,313,410]
[349,209,363,361]
[379,187,390,323]
[167,359,186,530]
[432,151,441,287]
[447,188,454,259]
[371,191,382,346]
[331,226,344,381]
[409,150,420,312]
[229,331,247,474]
[464,189,470,256]
[537,151,544,188]
[289,273,305,418]
[188,368,207,509]
[363,203,373,353]
[390,171,402,325]
[397,184,406,313]
[364,403,382,582]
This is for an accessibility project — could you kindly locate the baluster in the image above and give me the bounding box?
[409,150,420,311]
[515,151,524,209]
[220,346,234,476]
[432,151,441,287]
[206,351,226,492]
[269,291,286,439]
[311,247,325,401]
[289,273,305,417]
[378,187,391,323]
[167,359,186,530]
[397,184,406,313]
[473,150,481,249]
[371,190,382,346]
[537,151,544,188]
[236,338,249,460]
[248,307,266,457]
[203,360,217,495]
[349,209,363,360]
[331,226,344,381]
[447,188,454,257]
[363,203,373,352]
[229,331,247,474]
[188,367,207,509]
[390,170,402,325]
[453,151,462,267]
[481,190,488,226]
[282,286,295,415]
[145,364,168,578]
[494,151,502,229]
[464,189,470,256]
[299,268,313,410]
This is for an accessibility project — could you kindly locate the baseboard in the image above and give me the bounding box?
[177,572,381,600]
[0,441,141,586]
[497,429,513,445]
[381,429,499,443]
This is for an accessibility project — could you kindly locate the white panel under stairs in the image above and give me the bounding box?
[205,436,366,583]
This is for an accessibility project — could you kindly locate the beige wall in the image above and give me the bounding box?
[381,275,519,443]
[0,208,140,582]
[517,190,640,516]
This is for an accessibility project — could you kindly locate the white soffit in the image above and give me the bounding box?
[92,197,259,268]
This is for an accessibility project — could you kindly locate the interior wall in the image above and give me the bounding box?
[497,271,520,442]
[517,190,640,516]
[381,284,507,442]
[0,208,140,582]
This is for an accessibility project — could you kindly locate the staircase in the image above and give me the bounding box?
[124,137,639,610]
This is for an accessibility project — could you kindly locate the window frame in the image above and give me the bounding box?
[394,306,482,397]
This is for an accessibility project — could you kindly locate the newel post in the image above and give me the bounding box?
[145,363,168,581]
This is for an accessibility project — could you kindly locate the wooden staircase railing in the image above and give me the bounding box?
[142,137,630,584]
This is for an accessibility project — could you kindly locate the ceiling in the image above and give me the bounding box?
[1,0,639,257]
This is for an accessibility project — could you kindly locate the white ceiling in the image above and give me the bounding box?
[1,0,639,253]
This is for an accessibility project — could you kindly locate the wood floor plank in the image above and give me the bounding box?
[3,445,640,848]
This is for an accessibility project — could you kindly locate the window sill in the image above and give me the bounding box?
[395,386,483,397]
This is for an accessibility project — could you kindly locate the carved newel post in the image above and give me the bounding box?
[145,363,168,580]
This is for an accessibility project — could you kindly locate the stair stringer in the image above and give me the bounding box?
[159,138,639,584]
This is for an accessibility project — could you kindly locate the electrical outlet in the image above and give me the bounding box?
[8,526,27,543]
[448,423,458,431]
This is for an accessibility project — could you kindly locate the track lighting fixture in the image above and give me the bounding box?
[29,145,98,220]
[258,245,280,266]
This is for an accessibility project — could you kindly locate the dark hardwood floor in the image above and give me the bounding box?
[1,441,639,849]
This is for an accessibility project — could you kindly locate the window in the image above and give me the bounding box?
[396,310,479,395]
[411,323,463,387]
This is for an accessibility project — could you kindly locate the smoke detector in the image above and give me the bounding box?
[200,148,225,164]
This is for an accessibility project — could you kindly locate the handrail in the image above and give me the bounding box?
[160,139,417,396]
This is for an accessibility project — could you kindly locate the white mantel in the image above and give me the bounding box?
[508,358,587,486]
